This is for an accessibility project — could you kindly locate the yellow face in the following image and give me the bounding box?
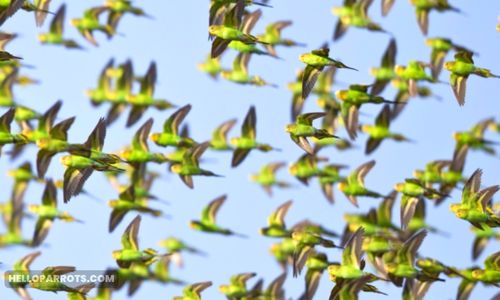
[284,124,294,133]
[59,155,72,166]
[288,164,297,175]
[393,183,404,192]
[36,138,50,149]
[337,181,346,192]
[170,164,182,174]
[37,34,47,43]
[149,133,160,143]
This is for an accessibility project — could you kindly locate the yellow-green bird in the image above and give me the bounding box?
[112,215,159,268]
[361,105,411,155]
[394,60,436,98]
[209,1,266,58]
[61,118,123,203]
[190,194,245,237]
[158,236,205,268]
[4,251,41,300]
[209,118,237,150]
[250,161,290,196]
[338,160,383,207]
[258,20,305,57]
[173,281,212,300]
[259,200,293,238]
[470,225,500,261]
[221,52,276,87]
[108,185,162,233]
[30,179,81,247]
[370,38,397,96]
[425,37,472,80]
[0,108,28,156]
[197,55,222,80]
[71,6,114,47]
[286,112,338,154]
[445,51,500,106]
[453,118,498,156]
[0,69,19,107]
[332,0,386,41]
[150,104,195,148]
[288,153,326,186]
[230,106,277,167]
[450,169,500,229]
[299,47,357,100]
[409,0,460,35]
[38,4,82,49]
[219,272,257,299]
[104,0,151,32]
[170,142,221,189]
[329,274,375,300]
[29,266,95,295]
[125,62,175,127]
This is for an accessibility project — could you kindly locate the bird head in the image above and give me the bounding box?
[443,61,454,70]
[70,19,80,27]
[288,164,297,175]
[284,124,294,133]
[59,155,72,166]
[149,133,161,143]
[412,170,424,179]
[27,204,38,214]
[170,164,182,174]
[335,90,348,100]
[37,34,48,43]
[337,181,347,192]
[393,183,404,192]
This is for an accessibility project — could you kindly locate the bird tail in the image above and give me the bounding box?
[74,283,95,295]
[474,68,500,78]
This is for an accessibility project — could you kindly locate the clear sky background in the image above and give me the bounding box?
[0,0,499,299]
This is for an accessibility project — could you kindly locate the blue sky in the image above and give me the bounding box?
[0,0,499,299]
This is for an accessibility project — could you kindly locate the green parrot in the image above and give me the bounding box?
[259,200,293,238]
[317,164,347,204]
[125,62,175,127]
[190,194,245,236]
[336,84,397,140]
[61,118,123,203]
[288,154,326,186]
[4,251,40,300]
[170,142,221,188]
[197,55,222,80]
[228,10,272,56]
[29,266,95,295]
[86,58,115,106]
[338,160,383,207]
[108,185,162,232]
[5,162,37,214]
[297,252,327,300]
[219,272,257,298]
[150,104,195,147]
[292,228,341,277]
[453,118,498,156]
[209,118,236,150]
[361,104,411,155]
[250,161,290,196]
[332,0,386,41]
[299,47,357,100]
[104,0,150,32]
[394,60,436,98]
[444,51,500,106]
[35,116,75,178]
[104,59,135,125]
[270,238,295,271]
[152,256,184,285]
[470,251,500,284]
[30,180,81,247]
[230,106,277,167]
[412,159,450,186]
[173,281,212,300]
[409,0,460,35]
[158,236,205,268]
[286,112,337,154]
[256,272,287,300]
[221,52,276,87]
[257,20,304,57]
[450,169,500,229]
[329,275,376,300]
[370,38,397,95]
[425,37,472,79]
[120,118,169,166]
[209,1,267,58]
[71,6,114,46]
[112,215,159,268]
[38,4,82,49]
[384,230,428,286]
[436,145,468,201]
[0,108,27,156]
